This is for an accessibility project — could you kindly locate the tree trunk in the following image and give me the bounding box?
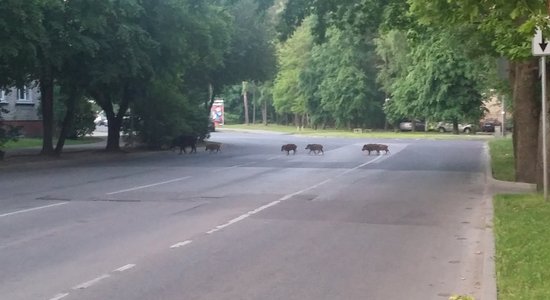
[261,88,267,126]
[39,75,55,155]
[106,115,121,151]
[243,92,249,125]
[513,59,539,184]
[252,84,256,124]
[54,88,79,155]
[207,83,214,112]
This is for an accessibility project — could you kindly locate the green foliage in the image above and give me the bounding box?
[0,0,43,87]
[383,27,488,124]
[131,79,211,149]
[310,26,384,128]
[274,15,385,128]
[408,0,546,60]
[273,16,315,116]
[0,107,21,151]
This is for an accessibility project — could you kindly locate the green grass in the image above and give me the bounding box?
[3,136,103,150]
[488,137,550,299]
[221,123,491,140]
[494,194,550,300]
[488,138,515,182]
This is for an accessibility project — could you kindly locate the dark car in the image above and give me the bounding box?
[481,120,500,132]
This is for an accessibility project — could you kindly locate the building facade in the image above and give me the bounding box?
[0,85,42,137]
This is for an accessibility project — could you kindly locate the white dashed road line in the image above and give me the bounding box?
[170,240,193,249]
[72,274,111,290]
[48,293,69,300]
[0,202,68,218]
[205,155,387,235]
[46,151,392,300]
[114,264,136,272]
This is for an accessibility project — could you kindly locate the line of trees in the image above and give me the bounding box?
[0,0,277,154]
[265,0,550,188]
[2,0,548,190]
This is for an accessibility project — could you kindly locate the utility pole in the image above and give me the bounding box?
[533,26,549,200]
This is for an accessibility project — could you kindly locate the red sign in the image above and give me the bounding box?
[211,99,224,127]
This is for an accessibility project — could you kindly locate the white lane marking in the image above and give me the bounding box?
[207,178,335,234]
[340,154,386,175]
[72,274,111,290]
[204,153,391,235]
[206,200,281,234]
[0,202,68,218]
[279,179,332,201]
[114,264,136,272]
[106,176,191,195]
[48,293,69,300]
[170,240,193,249]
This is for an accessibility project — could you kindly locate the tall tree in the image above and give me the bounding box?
[0,0,70,155]
[408,0,544,184]
[273,17,314,125]
[389,28,487,133]
[310,26,384,128]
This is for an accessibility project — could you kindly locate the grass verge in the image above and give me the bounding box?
[3,136,103,150]
[221,124,491,140]
[488,136,549,299]
[488,137,515,182]
[493,194,550,300]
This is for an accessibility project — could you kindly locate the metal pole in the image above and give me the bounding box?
[542,56,548,201]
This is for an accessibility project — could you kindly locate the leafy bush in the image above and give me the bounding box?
[130,80,211,149]
[0,107,22,158]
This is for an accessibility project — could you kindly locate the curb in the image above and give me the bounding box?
[482,144,498,300]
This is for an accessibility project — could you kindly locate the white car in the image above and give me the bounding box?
[94,113,108,126]
[399,120,425,131]
[437,122,472,133]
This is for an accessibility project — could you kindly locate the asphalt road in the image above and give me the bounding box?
[0,130,492,300]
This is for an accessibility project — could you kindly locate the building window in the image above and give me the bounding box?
[17,86,32,103]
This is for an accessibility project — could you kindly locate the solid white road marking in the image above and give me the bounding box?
[0,202,68,218]
[48,293,69,300]
[72,274,111,290]
[106,176,191,195]
[170,240,193,249]
[114,264,136,272]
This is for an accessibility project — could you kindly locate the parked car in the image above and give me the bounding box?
[436,122,473,133]
[94,112,107,126]
[481,120,501,132]
[399,120,425,131]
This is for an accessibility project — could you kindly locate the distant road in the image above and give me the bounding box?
[0,130,491,300]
